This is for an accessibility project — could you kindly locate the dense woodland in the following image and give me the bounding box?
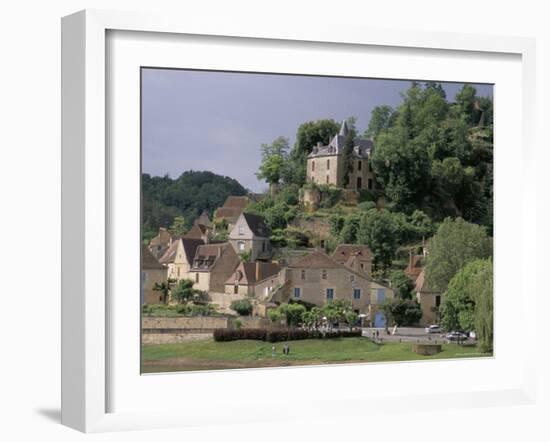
[141,170,246,241]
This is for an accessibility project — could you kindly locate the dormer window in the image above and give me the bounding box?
[357,160,362,171]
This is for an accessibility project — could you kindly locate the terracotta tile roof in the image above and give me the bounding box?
[184,223,208,239]
[158,238,204,264]
[214,207,242,220]
[415,269,437,293]
[191,243,229,271]
[223,196,249,209]
[148,227,175,247]
[332,244,373,263]
[142,244,165,270]
[225,262,280,286]
[290,250,342,269]
[405,255,424,280]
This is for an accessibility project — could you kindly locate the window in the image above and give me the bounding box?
[353,289,361,299]
[238,225,244,235]
[356,177,362,189]
[326,288,334,300]
[376,288,385,303]
[234,285,239,294]
[327,159,330,170]
[294,287,301,298]
[301,270,306,280]
[357,160,362,171]
[368,178,373,190]
[238,241,245,251]
[326,175,329,184]
[435,295,441,307]
[195,273,199,283]
[369,162,373,172]
[311,161,315,171]
[177,267,180,277]
[360,263,364,270]
[322,269,327,279]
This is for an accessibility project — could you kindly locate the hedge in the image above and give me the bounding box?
[213,328,361,342]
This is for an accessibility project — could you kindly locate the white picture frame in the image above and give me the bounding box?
[61,9,538,433]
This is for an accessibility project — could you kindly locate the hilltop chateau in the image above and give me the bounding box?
[307,120,377,191]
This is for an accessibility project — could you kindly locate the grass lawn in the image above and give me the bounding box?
[141,337,492,373]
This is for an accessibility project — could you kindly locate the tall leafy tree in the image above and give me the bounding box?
[256,136,289,186]
[424,218,492,293]
[364,105,394,141]
[356,209,399,270]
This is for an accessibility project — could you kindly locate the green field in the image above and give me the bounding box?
[141,337,492,373]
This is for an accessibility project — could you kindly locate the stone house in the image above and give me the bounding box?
[224,261,281,296]
[278,250,394,324]
[147,227,176,260]
[332,244,373,277]
[159,237,204,281]
[189,242,240,293]
[141,245,167,304]
[306,120,377,191]
[414,269,441,327]
[229,212,272,262]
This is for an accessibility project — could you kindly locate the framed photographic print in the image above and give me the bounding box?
[61,9,537,433]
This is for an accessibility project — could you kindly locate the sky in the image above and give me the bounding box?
[141,69,493,193]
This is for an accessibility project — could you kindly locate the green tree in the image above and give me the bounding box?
[230,299,253,316]
[171,279,205,304]
[424,218,492,293]
[356,209,399,270]
[152,278,177,304]
[440,259,493,352]
[389,270,414,299]
[278,303,306,327]
[381,299,423,326]
[169,216,188,236]
[340,117,358,187]
[256,136,289,186]
[364,105,395,141]
[267,308,282,323]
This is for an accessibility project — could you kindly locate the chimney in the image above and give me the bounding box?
[256,261,261,281]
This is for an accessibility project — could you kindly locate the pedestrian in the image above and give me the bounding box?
[283,344,288,355]
[271,345,276,357]
[286,345,290,355]
[376,329,379,338]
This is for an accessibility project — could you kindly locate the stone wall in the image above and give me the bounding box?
[142,316,229,331]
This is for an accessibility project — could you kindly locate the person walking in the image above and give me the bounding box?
[271,345,276,357]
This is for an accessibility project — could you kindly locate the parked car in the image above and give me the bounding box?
[425,324,442,334]
[446,331,468,342]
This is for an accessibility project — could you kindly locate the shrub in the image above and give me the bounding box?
[230,299,253,316]
[212,328,361,342]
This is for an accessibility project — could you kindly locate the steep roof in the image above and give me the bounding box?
[225,262,280,286]
[184,223,208,240]
[148,227,174,247]
[332,244,373,263]
[415,269,438,294]
[142,244,165,270]
[223,196,249,209]
[307,121,373,159]
[241,212,271,237]
[194,210,212,227]
[290,250,342,269]
[405,255,424,281]
[191,243,230,271]
[158,238,204,264]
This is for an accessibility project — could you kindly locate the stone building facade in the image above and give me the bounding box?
[141,245,168,304]
[306,120,377,191]
[229,212,272,262]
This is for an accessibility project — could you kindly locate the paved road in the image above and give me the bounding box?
[361,326,474,344]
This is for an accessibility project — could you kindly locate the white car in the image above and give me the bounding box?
[425,324,442,334]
